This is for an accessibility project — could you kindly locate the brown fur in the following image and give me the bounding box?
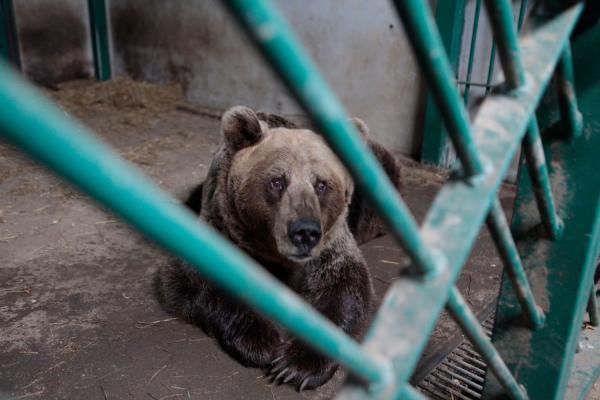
[156,106,402,391]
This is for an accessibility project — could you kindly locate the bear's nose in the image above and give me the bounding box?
[288,218,322,253]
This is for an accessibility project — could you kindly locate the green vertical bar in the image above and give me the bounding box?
[484,0,527,95]
[392,0,483,176]
[463,0,483,105]
[87,0,111,80]
[0,0,20,68]
[487,201,545,329]
[484,0,526,89]
[420,0,466,167]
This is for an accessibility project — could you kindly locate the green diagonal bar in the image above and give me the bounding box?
[484,0,564,239]
[222,0,443,277]
[0,61,389,389]
[337,6,583,399]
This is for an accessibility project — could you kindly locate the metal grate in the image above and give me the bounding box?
[418,316,495,399]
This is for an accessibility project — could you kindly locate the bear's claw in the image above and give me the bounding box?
[266,340,338,391]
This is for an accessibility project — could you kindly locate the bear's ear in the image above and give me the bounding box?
[222,106,264,152]
[350,117,370,141]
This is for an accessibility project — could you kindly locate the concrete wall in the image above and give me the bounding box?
[14,0,95,84]
[109,0,425,156]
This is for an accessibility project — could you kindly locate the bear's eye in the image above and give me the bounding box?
[268,177,286,193]
[315,180,329,195]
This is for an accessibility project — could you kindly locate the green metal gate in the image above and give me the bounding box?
[0,1,598,399]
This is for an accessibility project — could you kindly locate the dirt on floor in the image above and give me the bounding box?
[1,78,510,400]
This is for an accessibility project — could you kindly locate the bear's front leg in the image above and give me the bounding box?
[268,261,372,390]
[215,309,283,368]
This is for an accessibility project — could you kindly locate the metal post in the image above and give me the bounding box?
[485,11,599,397]
[463,0,483,105]
[87,0,111,80]
[339,7,583,399]
[391,0,483,177]
[421,0,466,167]
[484,0,526,89]
[0,0,20,69]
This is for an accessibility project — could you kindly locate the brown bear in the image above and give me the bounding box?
[153,106,402,390]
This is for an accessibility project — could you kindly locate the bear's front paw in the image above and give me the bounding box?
[267,340,338,391]
[220,317,282,368]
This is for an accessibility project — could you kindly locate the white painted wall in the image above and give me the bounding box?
[109,0,426,156]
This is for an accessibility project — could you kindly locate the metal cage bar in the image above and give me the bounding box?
[87,0,111,80]
[485,0,564,239]
[484,0,528,94]
[338,5,582,399]
[0,1,589,399]
[391,0,544,327]
[421,0,466,167]
[221,0,443,278]
[447,287,527,400]
[392,0,483,177]
[485,20,600,396]
[555,43,583,140]
[0,61,389,389]
[0,0,20,68]
[463,0,483,105]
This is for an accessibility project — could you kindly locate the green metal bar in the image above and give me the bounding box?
[484,46,497,94]
[487,201,544,328]
[485,21,599,399]
[0,61,390,389]
[222,0,443,278]
[392,0,545,328]
[588,284,599,327]
[391,0,483,177]
[87,0,111,80]
[516,0,529,30]
[0,0,20,69]
[223,4,542,398]
[421,0,466,167]
[484,0,526,89]
[485,0,563,238]
[447,287,528,400]
[463,0,483,105]
[522,119,564,238]
[555,43,583,140]
[337,7,583,399]
[482,0,526,95]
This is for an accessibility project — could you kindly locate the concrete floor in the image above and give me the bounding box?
[0,79,510,400]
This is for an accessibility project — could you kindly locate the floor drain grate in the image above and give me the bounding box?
[417,316,495,399]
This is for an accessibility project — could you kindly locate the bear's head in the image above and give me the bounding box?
[221,106,357,263]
